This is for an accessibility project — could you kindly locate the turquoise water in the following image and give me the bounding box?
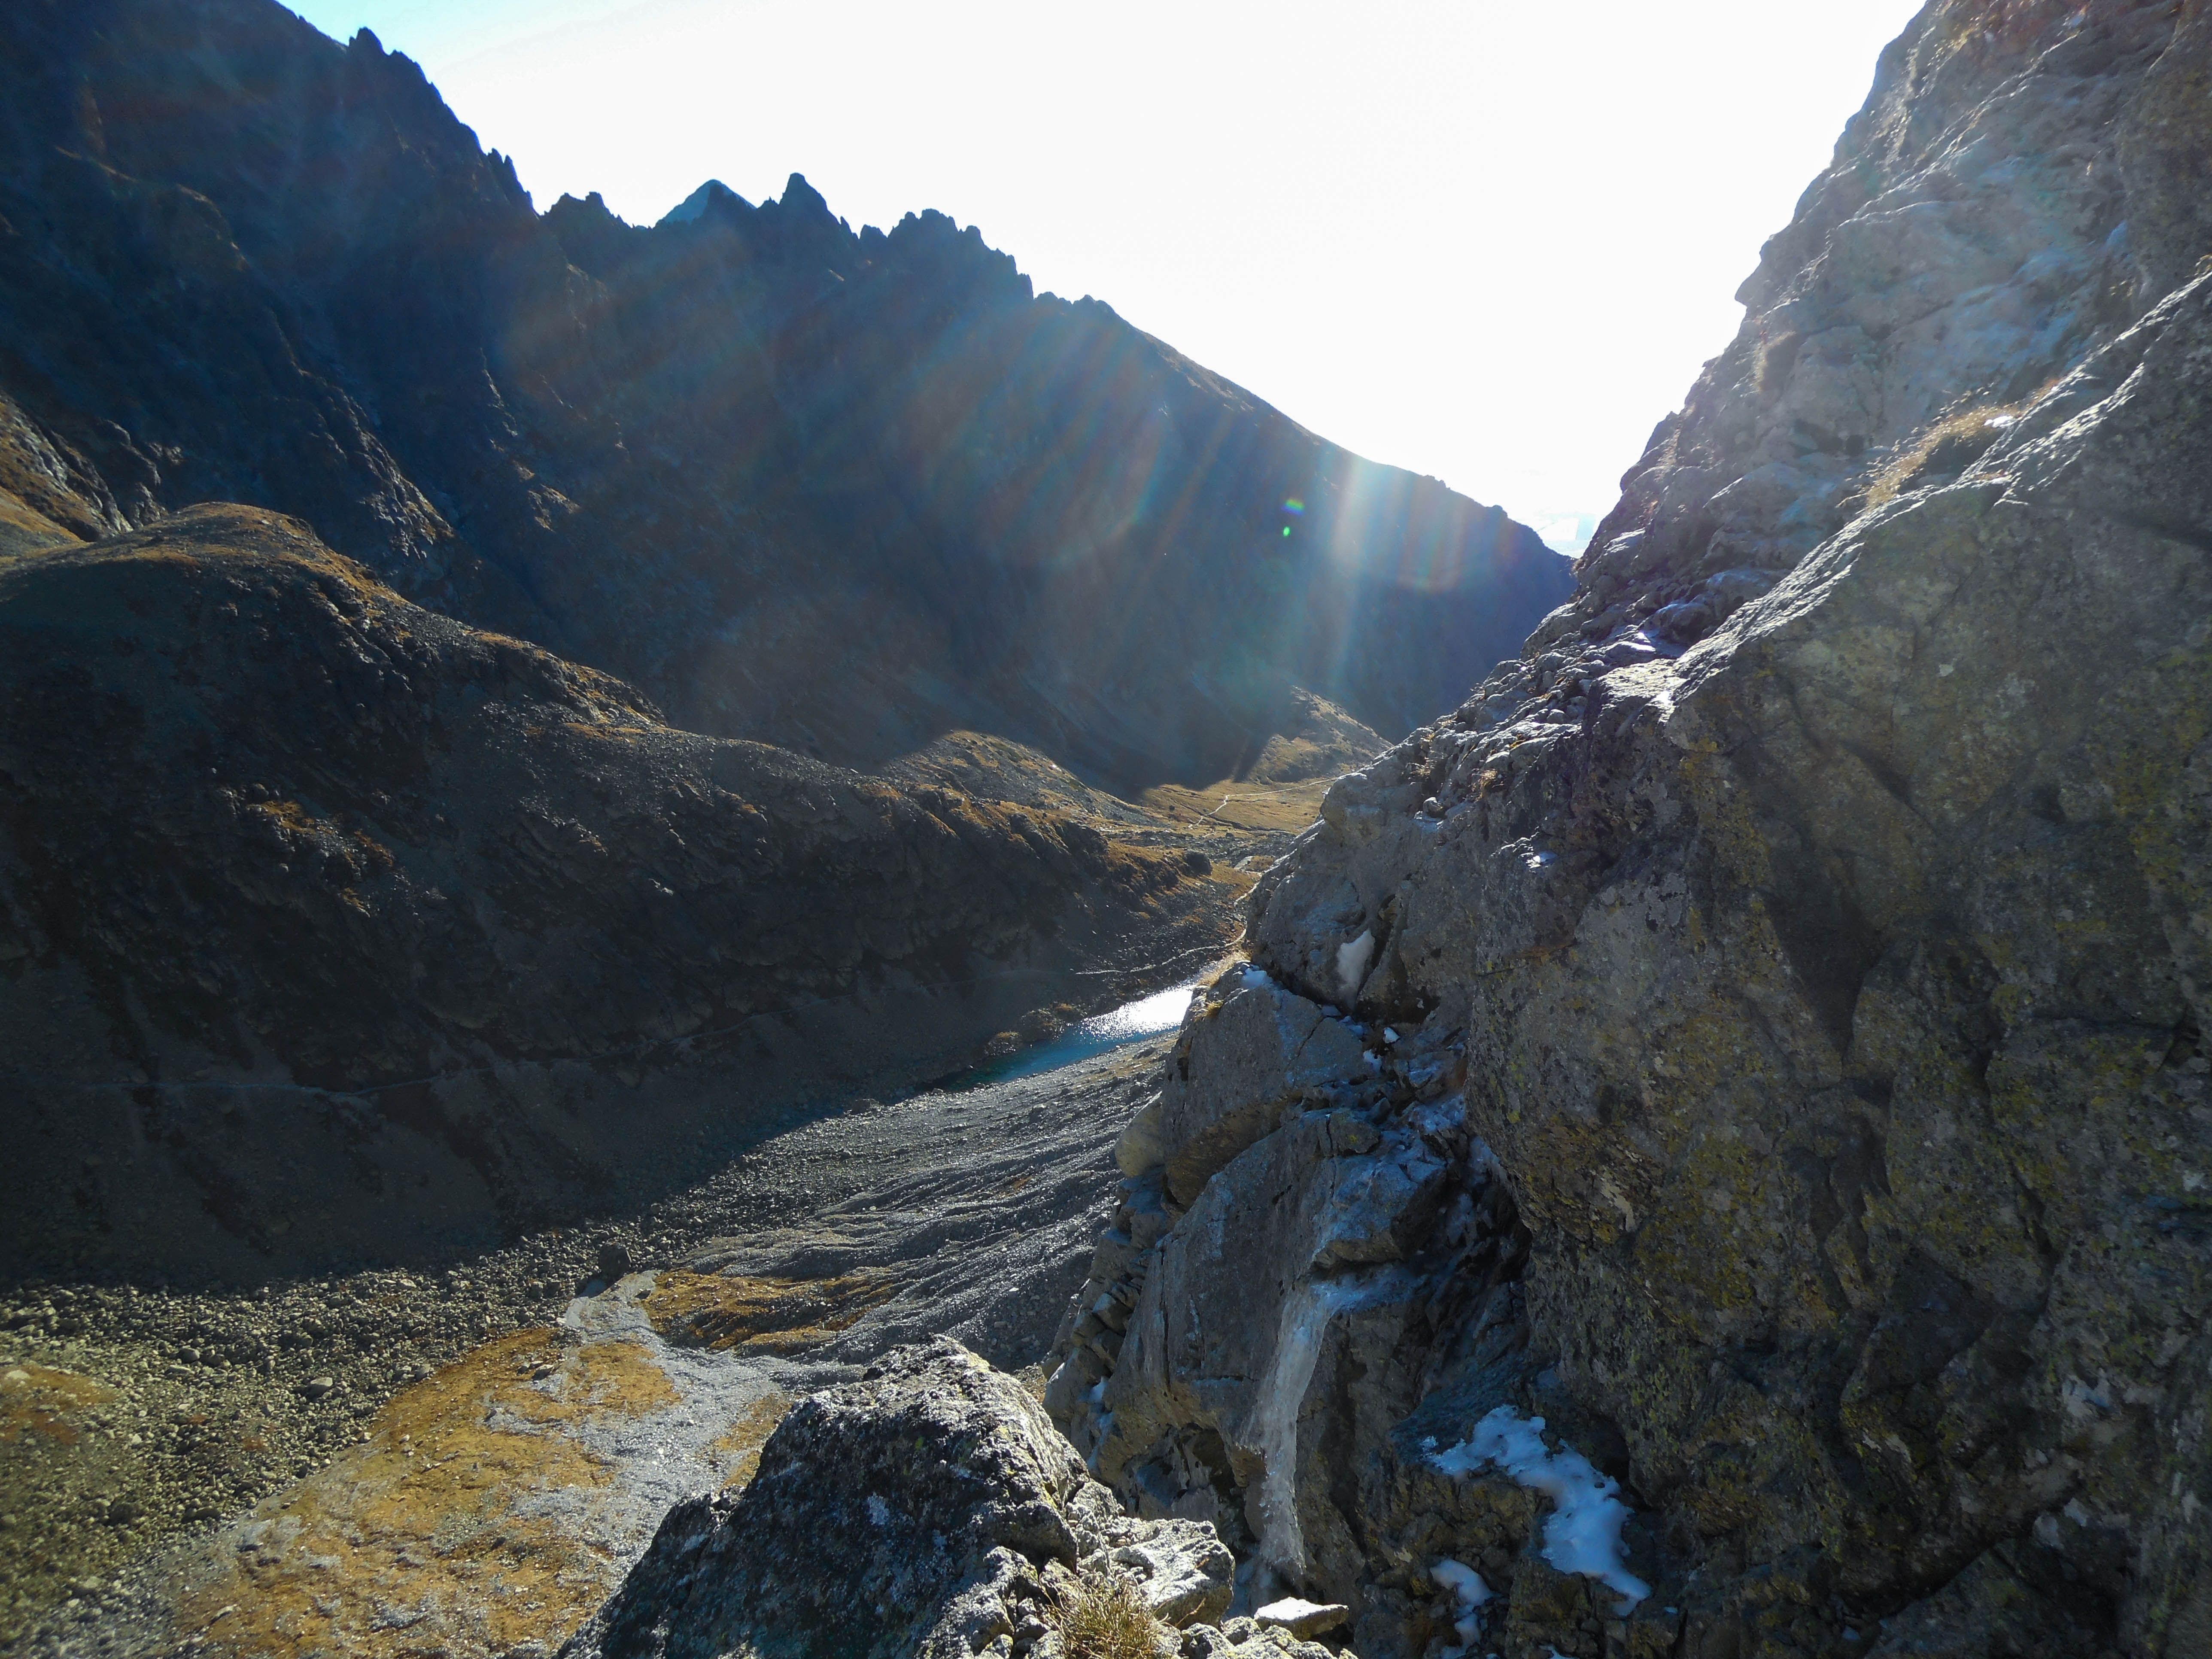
[938,981,1199,1090]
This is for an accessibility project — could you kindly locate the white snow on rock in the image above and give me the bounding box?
[1432,1406,1651,1611]
[1430,1557,1492,1657]
[1335,930,1375,1001]
[1252,1277,1373,1576]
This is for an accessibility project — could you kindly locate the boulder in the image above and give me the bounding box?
[563,1338,1237,1659]
[1112,1094,1165,1180]
[1255,1597,1351,1637]
[1158,969,1370,1204]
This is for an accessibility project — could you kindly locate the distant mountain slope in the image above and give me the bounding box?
[0,506,1226,1277]
[0,0,1569,790]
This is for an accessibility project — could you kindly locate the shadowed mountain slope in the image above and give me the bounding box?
[0,506,1225,1279]
[0,0,1569,791]
[0,0,1573,1279]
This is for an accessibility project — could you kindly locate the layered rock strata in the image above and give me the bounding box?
[1054,3,2212,1655]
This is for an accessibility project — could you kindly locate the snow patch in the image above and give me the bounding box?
[1432,1406,1650,1611]
[1336,930,1375,1002]
[1431,1558,1492,1657]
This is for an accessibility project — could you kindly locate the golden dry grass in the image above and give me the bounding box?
[0,1362,136,1646]
[0,1361,112,1446]
[1047,1572,1170,1659]
[1863,389,2047,509]
[708,1392,793,1492]
[1137,775,1330,834]
[641,1270,902,1355]
[176,1329,678,1659]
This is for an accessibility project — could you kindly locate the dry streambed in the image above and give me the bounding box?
[1,1034,1179,1658]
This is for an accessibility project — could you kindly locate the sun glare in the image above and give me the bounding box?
[284,0,1922,546]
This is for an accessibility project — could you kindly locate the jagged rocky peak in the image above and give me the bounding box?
[0,0,1569,1286]
[1048,3,2212,1656]
[658,177,750,225]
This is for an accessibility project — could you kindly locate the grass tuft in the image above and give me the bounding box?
[1865,403,2021,509]
[1862,384,2062,510]
[1047,1571,1170,1659]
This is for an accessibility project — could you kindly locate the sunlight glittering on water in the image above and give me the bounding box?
[946,981,1200,1090]
[1078,982,1201,1042]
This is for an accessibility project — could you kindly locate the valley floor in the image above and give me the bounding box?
[0,1030,1188,1658]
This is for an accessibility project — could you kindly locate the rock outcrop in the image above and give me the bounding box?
[1047,968,1641,1659]
[0,0,1568,793]
[1053,4,2212,1655]
[0,507,1217,1280]
[564,1338,1346,1659]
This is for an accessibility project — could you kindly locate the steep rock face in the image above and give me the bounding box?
[0,507,1217,1279]
[1548,0,2180,660]
[1058,4,2212,1655]
[1048,970,1662,1659]
[0,0,1569,790]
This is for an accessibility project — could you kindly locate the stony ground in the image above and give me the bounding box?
[0,1030,1186,1657]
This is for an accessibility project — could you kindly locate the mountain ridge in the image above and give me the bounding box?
[0,0,1571,1282]
[0,0,1571,792]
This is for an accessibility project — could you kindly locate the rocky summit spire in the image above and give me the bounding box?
[656,176,750,225]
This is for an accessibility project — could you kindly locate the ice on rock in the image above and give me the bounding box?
[1433,1405,1650,1611]
[1253,1277,1374,1576]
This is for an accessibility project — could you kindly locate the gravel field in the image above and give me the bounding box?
[0,1023,1184,1657]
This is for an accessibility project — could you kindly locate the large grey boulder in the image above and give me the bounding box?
[564,1338,1236,1659]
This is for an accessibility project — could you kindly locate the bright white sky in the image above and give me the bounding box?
[289,0,1926,552]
